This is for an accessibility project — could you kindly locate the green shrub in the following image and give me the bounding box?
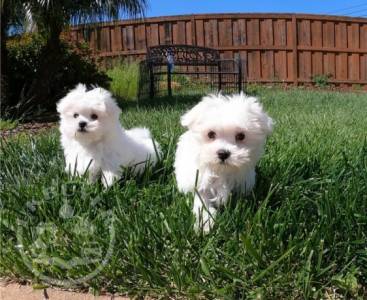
[312,73,332,88]
[107,62,139,102]
[3,33,110,120]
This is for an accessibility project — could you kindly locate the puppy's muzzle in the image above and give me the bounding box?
[217,150,231,162]
[78,121,87,132]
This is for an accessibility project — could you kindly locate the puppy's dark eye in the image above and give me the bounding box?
[208,131,216,139]
[91,114,98,120]
[235,132,245,141]
[73,113,79,118]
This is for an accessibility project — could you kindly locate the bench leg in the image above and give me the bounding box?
[149,66,154,98]
[167,64,172,97]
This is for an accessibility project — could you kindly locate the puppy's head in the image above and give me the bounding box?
[181,93,273,171]
[57,84,121,143]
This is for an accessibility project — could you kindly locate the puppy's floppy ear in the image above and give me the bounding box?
[246,95,274,135]
[181,94,221,129]
[91,87,122,119]
[57,83,86,114]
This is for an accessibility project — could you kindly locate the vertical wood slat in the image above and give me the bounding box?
[323,21,335,78]
[292,16,298,85]
[172,21,186,44]
[348,23,360,80]
[110,25,122,52]
[233,19,246,46]
[247,19,261,79]
[69,14,367,87]
[123,25,134,50]
[191,17,196,45]
[159,22,172,45]
[148,24,159,46]
[204,19,218,47]
[360,24,367,80]
[298,20,311,80]
[134,24,146,50]
[195,19,204,46]
[335,22,347,80]
[260,19,274,79]
[286,20,293,80]
[312,20,323,76]
[218,19,232,47]
[184,21,193,46]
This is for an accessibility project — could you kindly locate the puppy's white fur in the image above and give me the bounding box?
[57,84,159,187]
[174,93,273,232]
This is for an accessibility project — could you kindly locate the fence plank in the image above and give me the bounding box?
[361,24,367,80]
[311,20,323,77]
[291,16,298,85]
[274,19,287,46]
[134,24,146,50]
[248,51,261,79]
[298,19,311,80]
[233,19,246,46]
[218,19,232,46]
[261,19,273,46]
[323,21,335,78]
[335,23,348,80]
[348,23,360,80]
[204,19,218,47]
[185,21,193,45]
[195,19,205,46]
[110,25,122,52]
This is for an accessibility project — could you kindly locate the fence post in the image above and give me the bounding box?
[292,15,298,86]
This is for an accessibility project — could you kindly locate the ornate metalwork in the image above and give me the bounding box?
[147,45,220,66]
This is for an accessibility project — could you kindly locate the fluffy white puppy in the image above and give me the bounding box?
[174,93,273,232]
[57,84,160,187]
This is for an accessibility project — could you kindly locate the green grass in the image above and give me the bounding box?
[0,119,18,130]
[107,62,140,102]
[1,88,366,299]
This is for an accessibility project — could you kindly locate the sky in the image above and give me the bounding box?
[140,0,367,18]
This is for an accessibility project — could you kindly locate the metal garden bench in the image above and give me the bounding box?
[142,44,243,97]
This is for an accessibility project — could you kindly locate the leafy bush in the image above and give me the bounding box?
[3,33,110,120]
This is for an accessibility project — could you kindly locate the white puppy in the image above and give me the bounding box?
[174,93,273,232]
[57,84,160,187]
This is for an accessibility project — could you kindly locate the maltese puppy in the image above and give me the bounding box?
[57,84,160,187]
[174,93,273,232]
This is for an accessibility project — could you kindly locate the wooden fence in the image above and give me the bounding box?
[69,13,367,87]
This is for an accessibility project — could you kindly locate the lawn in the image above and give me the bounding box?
[1,88,366,299]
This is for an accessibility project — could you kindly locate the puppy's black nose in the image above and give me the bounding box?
[217,150,231,161]
[79,121,87,128]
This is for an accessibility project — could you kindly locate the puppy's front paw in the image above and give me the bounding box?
[193,197,217,234]
[194,210,215,234]
[101,170,119,188]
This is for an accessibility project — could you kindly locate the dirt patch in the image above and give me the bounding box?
[0,122,57,139]
[0,282,131,300]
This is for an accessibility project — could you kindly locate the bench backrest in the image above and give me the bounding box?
[146,45,220,66]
